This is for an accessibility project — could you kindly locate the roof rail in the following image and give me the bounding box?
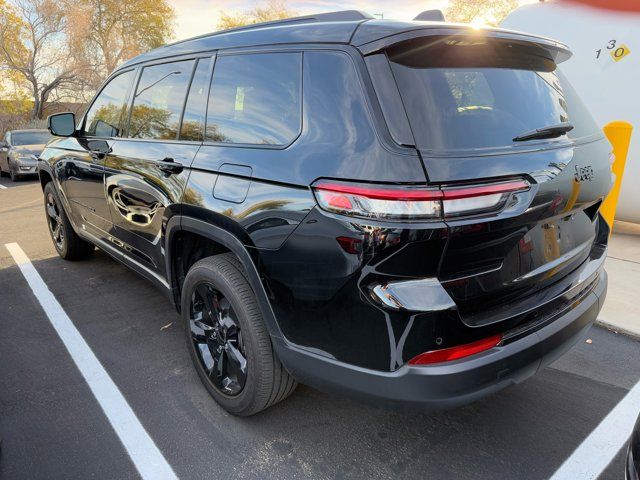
[166,10,373,48]
[218,10,373,33]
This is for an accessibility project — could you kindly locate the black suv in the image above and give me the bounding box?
[41,11,611,416]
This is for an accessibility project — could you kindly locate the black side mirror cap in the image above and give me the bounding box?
[48,112,77,137]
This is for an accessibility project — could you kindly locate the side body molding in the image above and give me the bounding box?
[165,215,285,340]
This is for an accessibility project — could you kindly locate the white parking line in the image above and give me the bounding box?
[550,379,640,480]
[4,242,178,480]
[0,184,7,190]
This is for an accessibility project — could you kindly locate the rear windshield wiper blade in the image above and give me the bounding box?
[512,122,574,142]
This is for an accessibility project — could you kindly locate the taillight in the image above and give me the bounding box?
[441,180,530,218]
[408,334,503,365]
[312,181,442,220]
[312,179,529,220]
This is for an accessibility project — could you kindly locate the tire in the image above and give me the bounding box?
[182,253,297,416]
[9,168,19,182]
[43,182,94,260]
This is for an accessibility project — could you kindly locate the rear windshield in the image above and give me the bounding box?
[11,131,52,146]
[387,36,600,153]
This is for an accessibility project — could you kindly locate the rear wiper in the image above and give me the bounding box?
[512,122,574,142]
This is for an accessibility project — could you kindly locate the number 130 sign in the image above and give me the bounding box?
[596,39,631,62]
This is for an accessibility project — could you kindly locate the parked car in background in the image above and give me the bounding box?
[629,413,640,480]
[40,11,611,416]
[0,129,52,181]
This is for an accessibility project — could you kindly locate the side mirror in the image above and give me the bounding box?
[48,112,76,137]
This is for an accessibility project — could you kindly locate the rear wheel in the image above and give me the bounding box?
[43,182,94,260]
[182,253,297,416]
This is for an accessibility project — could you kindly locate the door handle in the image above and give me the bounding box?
[156,158,183,175]
[90,151,107,162]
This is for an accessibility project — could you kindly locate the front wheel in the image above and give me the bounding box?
[43,182,94,260]
[9,169,19,182]
[182,253,297,416]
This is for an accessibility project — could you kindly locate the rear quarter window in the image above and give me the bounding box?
[205,52,302,146]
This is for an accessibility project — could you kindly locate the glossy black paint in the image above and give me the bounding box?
[39,15,611,408]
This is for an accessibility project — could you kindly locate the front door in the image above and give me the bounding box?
[105,57,212,277]
[58,69,136,240]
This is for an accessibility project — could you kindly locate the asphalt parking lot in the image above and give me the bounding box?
[1,176,639,480]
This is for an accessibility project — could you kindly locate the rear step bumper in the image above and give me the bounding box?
[274,270,606,411]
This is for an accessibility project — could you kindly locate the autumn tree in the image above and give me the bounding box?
[0,0,84,119]
[67,0,175,80]
[217,0,295,30]
[445,0,518,26]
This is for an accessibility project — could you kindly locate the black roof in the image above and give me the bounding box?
[118,10,571,70]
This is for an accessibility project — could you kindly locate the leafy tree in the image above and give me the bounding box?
[67,0,175,78]
[0,0,81,119]
[217,0,295,30]
[445,0,518,26]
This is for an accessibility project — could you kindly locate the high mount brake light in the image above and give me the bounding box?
[312,180,529,220]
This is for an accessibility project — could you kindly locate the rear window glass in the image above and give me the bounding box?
[387,36,600,153]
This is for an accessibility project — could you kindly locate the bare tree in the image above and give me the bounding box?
[0,0,83,119]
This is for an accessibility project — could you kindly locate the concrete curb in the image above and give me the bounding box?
[596,318,640,341]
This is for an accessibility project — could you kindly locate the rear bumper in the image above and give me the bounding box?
[274,269,607,410]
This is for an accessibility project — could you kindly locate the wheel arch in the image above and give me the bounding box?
[165,215,284,340]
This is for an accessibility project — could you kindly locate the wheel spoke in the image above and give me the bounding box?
[211,346,225,380]
[46,204,57,219]
[198,343,214,372]
[190,318,212,341]
[226,342,247,380]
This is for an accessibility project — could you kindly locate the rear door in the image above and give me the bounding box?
[380,34,613,325]
[105,56,212,277]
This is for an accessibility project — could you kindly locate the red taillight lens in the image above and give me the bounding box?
[408,334,503,365]
[312,180,530,220]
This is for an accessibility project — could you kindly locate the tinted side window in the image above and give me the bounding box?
[180,58,211,142]
[83,70,135,137]
[129,60,195,140]
[205,53,301,145]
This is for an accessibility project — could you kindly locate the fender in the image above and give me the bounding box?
[165,215,285,340]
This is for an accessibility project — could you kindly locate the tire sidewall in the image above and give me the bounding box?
[181,260,268,415]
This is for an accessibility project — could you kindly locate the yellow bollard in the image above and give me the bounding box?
[600,121,633,232]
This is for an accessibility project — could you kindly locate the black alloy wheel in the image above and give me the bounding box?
[46,191,65,252]
[43,182,94,260]
[190,282,248,396]
[182,254,297,415]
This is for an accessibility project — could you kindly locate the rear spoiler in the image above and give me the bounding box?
[353,25,572,64]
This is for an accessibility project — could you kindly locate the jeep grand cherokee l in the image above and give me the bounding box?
[40,11,611,415]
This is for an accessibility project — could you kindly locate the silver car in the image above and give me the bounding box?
[0,129,52,181]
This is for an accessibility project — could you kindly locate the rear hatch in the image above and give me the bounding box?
[368,29,612,326]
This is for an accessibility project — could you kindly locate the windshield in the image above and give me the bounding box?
[387,36,594,153]
[12,131,52,146]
